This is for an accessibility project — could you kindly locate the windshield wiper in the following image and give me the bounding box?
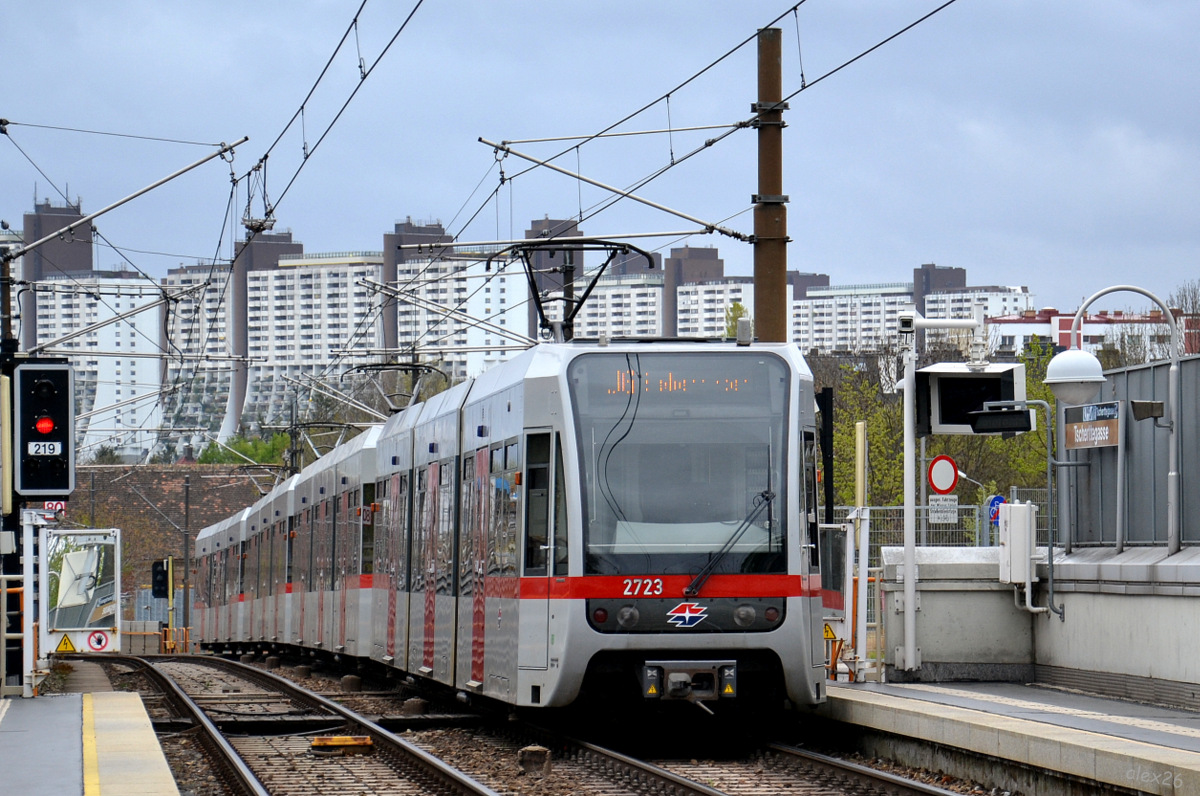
[684,488,775,597]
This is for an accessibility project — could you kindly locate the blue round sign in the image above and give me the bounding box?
[988,495,1006,525]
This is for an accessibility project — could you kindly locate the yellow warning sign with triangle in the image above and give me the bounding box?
[723,683,735,695]
[55,635,78,653]
[646,684,658,696]
[823,623,837,640]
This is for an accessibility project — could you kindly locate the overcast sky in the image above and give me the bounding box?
[4,0,1198,315]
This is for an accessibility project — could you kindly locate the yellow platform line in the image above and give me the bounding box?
[82,693,101,796]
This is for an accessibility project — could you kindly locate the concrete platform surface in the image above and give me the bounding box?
[63,660,114,694]
[823,680,1200,795]
[0,691,179,796]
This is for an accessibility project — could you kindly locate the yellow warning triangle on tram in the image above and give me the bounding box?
[723,683,735,694]
[55,635,78,653]
[647,684,658,695]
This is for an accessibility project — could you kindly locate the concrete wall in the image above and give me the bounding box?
[881,547,1035,682]
[1040,547,1200,683]
[882,545,1200,697]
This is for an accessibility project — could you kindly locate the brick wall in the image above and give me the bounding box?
[67,465,267,605]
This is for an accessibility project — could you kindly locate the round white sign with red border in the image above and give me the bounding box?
[928,454,959,495]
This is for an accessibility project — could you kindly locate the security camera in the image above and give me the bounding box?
[898,311,916,334]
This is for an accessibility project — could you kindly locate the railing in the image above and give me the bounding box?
[1009,487,1051,545]
[833,504,986,568]
[1,578,23,696]
[825,506,986,683]
[865,566,885,682]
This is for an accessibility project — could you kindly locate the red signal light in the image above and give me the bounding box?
[35,416,55,435]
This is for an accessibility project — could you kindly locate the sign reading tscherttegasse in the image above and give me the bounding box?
[1064,402,1120,450]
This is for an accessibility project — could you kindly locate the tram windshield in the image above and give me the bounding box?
[568,351,789,577]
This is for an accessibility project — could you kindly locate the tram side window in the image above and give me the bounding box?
[333,494,342,589]
[413,467,428,592]
[396,473,410,589]
[375,478,389,576]
[265,530,274,597]
[361,482,376,575]
[253,535,262,597]
[524,433,551,576]
[553,434,568,576]
[258,534,267,598]
[491,444,517,577]
[460,454,476,589]
[285,518,294,584]
[222,549,233,603]
[803,430,820,568]
[305,508,314,586]
[197,557,210,608]
[198,557,210,607]
[438,461,455,594]
[237,542,247,596]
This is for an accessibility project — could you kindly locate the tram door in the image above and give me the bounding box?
[518,431,565,672]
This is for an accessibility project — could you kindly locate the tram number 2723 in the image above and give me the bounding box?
[623,578,664,596]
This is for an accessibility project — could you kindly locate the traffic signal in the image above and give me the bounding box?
[151,560,169,599]
[13,362,75,498]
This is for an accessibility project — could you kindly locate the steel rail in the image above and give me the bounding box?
[769,742,964,796]
[71,654,269,796]
[159,655,504,796]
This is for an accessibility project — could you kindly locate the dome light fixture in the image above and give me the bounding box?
[1044,347,1105,405]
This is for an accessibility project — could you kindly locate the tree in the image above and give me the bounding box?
[826,357,905,506]
[1168,278,1200,315]
[88,446,122,465]
[922,338,1057,501]
[819,339,1058,509]
[725,302,751,339]
[197,433,291,465]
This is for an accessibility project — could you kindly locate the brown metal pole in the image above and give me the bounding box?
[753,28,789,343]
[183,474,190,634]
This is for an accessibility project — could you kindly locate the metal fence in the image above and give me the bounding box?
[829,506,986,682]
[132,587,188,626]
[832,504,986,569]
[1009,487,1050,545]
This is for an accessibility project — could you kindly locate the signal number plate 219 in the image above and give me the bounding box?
[623,577,663,596]
[27,441,62,456]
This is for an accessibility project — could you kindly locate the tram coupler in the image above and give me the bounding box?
[642,659,737,705]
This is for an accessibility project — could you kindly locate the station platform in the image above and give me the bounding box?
[0,661,178,795]
[821,680,1200,794]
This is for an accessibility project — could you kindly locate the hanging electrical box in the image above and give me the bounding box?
[998,502,1039,585]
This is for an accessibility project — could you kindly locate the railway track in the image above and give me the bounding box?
[102,654,503,796]
[408,723,967,796]
[95,654,968,796]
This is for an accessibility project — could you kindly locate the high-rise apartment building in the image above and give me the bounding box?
[162,249,387,441]
[13,200,165,459]
[30,276,164,459]
[8,194,1051,462]
[394,251,521,380]
[677,277,754,338]
[792,282,913,353]
[160,263,231,445]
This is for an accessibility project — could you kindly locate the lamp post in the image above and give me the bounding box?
[899,306,984,672]
[956,469,984,491]
[1044,285,1181,554]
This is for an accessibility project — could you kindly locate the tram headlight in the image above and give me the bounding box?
[617,605,640,629]
[733,605,757,627]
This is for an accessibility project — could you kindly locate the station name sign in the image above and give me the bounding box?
[1064,401,1120,450]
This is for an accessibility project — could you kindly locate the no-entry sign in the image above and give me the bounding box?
[928,455,959,495]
